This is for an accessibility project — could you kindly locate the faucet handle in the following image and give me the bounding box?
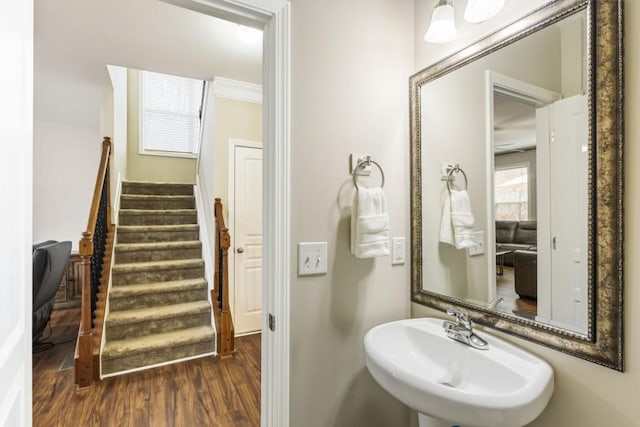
[446,309,470,325]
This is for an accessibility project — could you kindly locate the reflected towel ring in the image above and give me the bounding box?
[353,157,385,191]
[446,165,468,194]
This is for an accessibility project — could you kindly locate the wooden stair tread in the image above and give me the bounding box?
[108,278,207,298]
[119,209,197,215]
[120,194,194,200]
[106,301,211,325]
[118,224,199,232]
[114,241,201,252]
[102,326,214,359]
[112,258,204,273]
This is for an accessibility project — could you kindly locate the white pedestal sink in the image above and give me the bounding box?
[364,318,554,427]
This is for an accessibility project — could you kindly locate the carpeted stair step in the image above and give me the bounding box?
[115,241,202,263]
[117,224,200,243]
[101,325,215,376]
[108,278,209,311]
[118,209,197,226]
[120,194,195,210]
[122,181,194,196]
[105,301,212,341]
[112,259,204,286]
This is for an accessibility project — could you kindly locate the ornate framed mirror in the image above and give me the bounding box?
[410,0,623,370]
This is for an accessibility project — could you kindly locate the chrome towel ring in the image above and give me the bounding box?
[353,156,385,191]
[446,164,468,195]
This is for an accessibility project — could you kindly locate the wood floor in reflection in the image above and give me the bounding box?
[496,266,538,317]
[33,308,261,427]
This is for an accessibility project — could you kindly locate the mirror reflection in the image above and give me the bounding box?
[420,9,588,333]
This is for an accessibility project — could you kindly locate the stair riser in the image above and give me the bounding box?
[115,247,201,264]
[122,184,193,196]
[106,312,211,341]
[119,213,197,226]
[102,339,214,376]
[117,230,199,244]
[112,266,204,286]
[109,288,208,311]
[120,199,195,210]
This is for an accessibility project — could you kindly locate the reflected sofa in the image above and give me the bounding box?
[495,220,537,266]
[495,220,538,299]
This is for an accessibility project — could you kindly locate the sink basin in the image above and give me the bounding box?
[364,318,553,427]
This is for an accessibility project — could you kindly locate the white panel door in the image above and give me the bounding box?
[232,145,263,335]
[0,0,33,426]
[548,94,588,333]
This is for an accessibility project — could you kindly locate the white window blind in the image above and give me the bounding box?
[494,166,529,221]
[140,71,203,156]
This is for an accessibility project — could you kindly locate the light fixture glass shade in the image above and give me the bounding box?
[464,0,505,23]
[424,0,458,43]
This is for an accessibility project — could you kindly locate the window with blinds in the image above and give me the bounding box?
[494,165,529,221]
[140,71,204,157]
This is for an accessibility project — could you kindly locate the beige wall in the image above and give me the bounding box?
[290,0,414,426]
[33,121,101,250]
[412,1,640,426]
[126,69,197,184]
[212,97,262,221]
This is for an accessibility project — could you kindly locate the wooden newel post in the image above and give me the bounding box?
[75,231,94,388]
[220,228,234,356]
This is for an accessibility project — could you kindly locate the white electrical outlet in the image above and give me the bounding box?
[298,242,328,276]
[467,231,485,256]
[392,237,406,265]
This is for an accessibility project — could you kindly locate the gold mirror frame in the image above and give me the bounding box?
[410,0,623,370]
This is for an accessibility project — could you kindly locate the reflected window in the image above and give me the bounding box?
[495,166,528,220]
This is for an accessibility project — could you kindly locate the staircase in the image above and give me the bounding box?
[101,181,215,376]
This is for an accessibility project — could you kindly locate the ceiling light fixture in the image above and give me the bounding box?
[424,0,506,44]
[424,0,458,43]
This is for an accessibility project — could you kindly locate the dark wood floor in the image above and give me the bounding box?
[33,308,261,427]
[495,266,538,318]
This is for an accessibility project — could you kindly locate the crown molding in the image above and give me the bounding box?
[213,77,263,104]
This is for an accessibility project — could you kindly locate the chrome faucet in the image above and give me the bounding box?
[443,309,489,350]
[488,297,504,309]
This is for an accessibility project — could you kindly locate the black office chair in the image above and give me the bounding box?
[32,240,72,350]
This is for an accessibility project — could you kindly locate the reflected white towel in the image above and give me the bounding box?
[350,187,390,258]
[439,189,475,249]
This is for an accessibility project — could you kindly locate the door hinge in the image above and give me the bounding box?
[268,313,276,331]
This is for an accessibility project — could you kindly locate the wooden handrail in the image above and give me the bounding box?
[81,137,112,244]
[75,137,112,388]
[214,198,234,357]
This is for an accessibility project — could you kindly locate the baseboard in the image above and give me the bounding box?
[100,350,217,379]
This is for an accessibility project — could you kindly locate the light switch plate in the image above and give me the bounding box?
[467,231,485,256]
[298,242,328,276]
[392,237,406,265]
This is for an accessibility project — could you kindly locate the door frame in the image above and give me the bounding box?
[0,0,33,426]
[484,70,560,302]
[228,139,263,336]
[160,1,291,426]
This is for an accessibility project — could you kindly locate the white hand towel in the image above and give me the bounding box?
[439,189,475,249]
[350,187,390,258]
[439,194,455,246]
